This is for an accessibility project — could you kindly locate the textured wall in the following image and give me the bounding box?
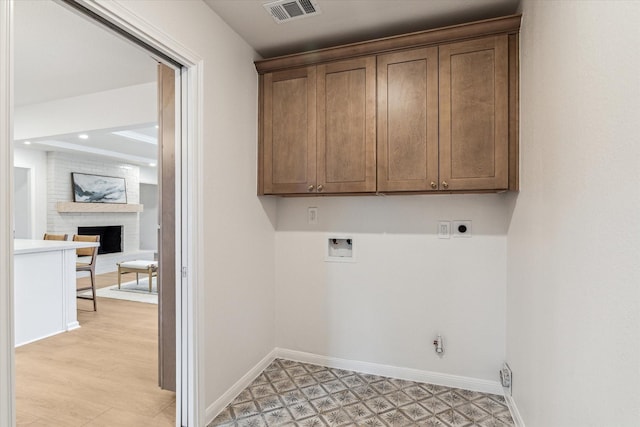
[507,1,640,425]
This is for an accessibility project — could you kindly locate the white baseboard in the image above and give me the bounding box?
[205,348,277,426]
[505,394,526,427]
[205,347,507,426]
[15,329,66,348]
[275,348,504,395]
[66,321,80,331]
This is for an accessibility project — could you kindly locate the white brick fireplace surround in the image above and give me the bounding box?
[47,152,153,274]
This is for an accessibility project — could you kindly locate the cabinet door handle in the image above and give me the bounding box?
[317,184,324,192]
[307,185,315,192]
[430,181,437,189]
[442,181,449,189]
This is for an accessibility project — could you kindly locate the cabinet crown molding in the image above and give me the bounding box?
[255,14,521,74]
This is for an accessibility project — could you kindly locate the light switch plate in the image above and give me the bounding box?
[438,221,450,239]
[308,207,318,225]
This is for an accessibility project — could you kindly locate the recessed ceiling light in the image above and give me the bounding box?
[155,125,159,129]
[78,134,89,140]
[149,162,157,167]
[23,141,31,145]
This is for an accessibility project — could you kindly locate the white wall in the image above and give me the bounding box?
[139,165,158,185]
[13,147,46,239]
[507,1,640,426]
[12,167,30,239]
[276,194,510,381]
[113,0,277,412]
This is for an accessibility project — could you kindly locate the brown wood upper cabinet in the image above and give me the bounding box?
[257,15,520,195]
[378,35,510,192]
[262,58,376,195]
[377,47,439,192]
[262,67,317,194]
[439,35,509,191]
[317,57,376,194]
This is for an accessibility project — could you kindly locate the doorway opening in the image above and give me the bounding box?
[2,0,203,424]
[10,0,184,425]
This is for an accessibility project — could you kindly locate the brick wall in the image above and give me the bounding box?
[47,152,153,274]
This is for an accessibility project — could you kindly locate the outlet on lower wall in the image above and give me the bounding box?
[500,362,512,395]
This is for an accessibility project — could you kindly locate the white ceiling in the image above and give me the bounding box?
[14,0,157,107]
[13,0,158,165]
[204,0,521,58]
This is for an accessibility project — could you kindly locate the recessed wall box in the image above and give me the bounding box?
[325,236,355,263]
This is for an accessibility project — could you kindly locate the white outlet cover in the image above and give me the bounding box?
[308,207,318,225]
[438,221,450,239]
[453,220,472,238]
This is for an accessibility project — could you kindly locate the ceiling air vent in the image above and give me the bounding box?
[263,0,321,24]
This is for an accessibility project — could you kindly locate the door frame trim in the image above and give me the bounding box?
[0,1,205,426]
[0,0,15,425]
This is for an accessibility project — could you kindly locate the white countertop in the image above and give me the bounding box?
[14,239,100,255]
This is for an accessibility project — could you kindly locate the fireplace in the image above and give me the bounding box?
[78,226,122,254]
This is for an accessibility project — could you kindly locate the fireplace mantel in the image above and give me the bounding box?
[56,202,143,213]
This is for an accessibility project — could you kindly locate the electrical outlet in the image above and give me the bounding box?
[453,220,472,238]
[308,207,318,225]
[500,363,512,395]
[438,221,450,239]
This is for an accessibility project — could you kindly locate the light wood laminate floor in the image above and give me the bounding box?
[16,272,176,426]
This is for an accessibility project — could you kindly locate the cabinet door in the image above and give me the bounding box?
[439,35,509,191]
[377,47,439,192]
[263,67,316,194]
[317,57,376,193]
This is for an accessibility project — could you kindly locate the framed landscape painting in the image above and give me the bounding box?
[72,172,127,204]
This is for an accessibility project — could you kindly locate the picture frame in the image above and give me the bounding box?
[71,172,127,204]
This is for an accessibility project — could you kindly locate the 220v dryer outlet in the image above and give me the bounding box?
[453,220,472,237]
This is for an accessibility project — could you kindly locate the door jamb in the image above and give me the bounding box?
[0,0,15,425]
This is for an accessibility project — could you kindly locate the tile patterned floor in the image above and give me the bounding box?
[209,359,515,427]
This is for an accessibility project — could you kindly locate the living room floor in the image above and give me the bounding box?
[15,272,175,426]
